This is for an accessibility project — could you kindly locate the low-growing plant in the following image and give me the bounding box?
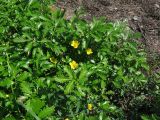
[0,0,159,120]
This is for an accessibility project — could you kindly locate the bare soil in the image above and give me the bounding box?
[56,0,160,72]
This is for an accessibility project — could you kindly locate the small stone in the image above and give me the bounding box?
[155,4,160,9]
[133,16,141,22]
[114,7,118,10]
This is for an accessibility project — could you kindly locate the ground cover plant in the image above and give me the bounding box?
[0,0,160,120]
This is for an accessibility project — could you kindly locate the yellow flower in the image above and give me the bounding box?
[87,103,93,110]
[86,48,93,55]
[71,40,79,48]
[50,57,57,64]
[65,118,69,120]
[69,60,78,70]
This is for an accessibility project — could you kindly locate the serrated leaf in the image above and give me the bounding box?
[64,66,74,79]
[13,37,32,43]
[0,65,5,71]
[54,76,71,83]
[141,64,149,71]
[26,98,45,114]
[20,82,32,95]
[113,81,121,89]
[101,80,106,89]
[106,90,115,95]
[19,102,40,120]
[0,27,4,33]
[17,71,31,82]
[0,78,13,87]
[0,91,5,98]
[64,81,74,94]
[77,85,86,97]
[38,106,54,119]
[25,42,33,52]
[28,0,35,6]
[82,40,87,49]
[141,115,150,120]
[39,16,48,21]
[2,115,16,120]
[100,101,110,110]
[78,66,88,84]
[87,116,99,120]
[78,112,85,120]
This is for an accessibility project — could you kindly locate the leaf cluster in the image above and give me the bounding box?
[0,0,159,120]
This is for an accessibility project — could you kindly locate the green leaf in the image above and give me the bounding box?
[19,102,40,120]
[64,66,75,79]
[77,85,86,97]
[82,40,87,49]
[141,63,149,71]
[101,80,106,89]
[0,78,13,87]
[113,80,121,89]
[141,115,150,120]
[0,91,5,98]
[2,116,16,120]
[25,42,33,52]
[100,101,110,110]
[17,71,31,82]
[0,27,4,33]
[26,98,45,114]
[78,112,85,120]
[99,112,104,120]
[38,106,54,119]
[91,33,102,42]
[78,66,88,85]
[13,37,32,43]
[54,76,71,83]
[106,90,115,95]
[86,116,98,120]
[20,82,32,95]
[22,26,31,31]
[133,32,142,39]
[39,16,48,21]
[64,81,74,94]
[28,0,35,6]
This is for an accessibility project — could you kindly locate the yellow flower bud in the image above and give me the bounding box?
[71,40,79,49]
[87,103,93,110]
[69,60,78,70]
[86,48,93,55]
[50,57,57,64]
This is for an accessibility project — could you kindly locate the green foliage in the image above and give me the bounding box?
[0,0,159,119]
[141,114,160,120]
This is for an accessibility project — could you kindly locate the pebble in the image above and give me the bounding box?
[155,4,160,9]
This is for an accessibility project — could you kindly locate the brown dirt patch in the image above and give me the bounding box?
[56,0,160,72]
